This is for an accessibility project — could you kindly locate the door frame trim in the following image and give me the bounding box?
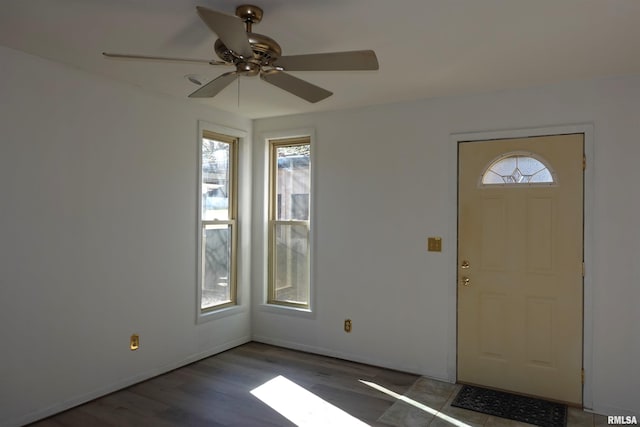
[448,123,594,410]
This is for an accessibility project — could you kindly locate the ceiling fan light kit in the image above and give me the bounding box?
[103,4,378,103]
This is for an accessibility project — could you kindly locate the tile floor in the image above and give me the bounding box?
[378,377,609,427]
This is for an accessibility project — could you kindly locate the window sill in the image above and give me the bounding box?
[258,303,315,318]
[197,304,246,324]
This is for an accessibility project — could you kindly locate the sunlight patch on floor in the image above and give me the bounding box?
[251,375,369,426]
[359,380,472,427]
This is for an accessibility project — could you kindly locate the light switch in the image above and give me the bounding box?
[428,237,442,252]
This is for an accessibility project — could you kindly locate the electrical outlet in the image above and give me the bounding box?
[130,334,139,351]
[344,319,352,333]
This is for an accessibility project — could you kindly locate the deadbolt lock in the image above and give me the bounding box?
[461,260,470,269]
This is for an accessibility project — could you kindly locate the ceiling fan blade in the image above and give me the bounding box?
[196,6,254,59]
[276,50,379,71]
[188,71,238,98]
[261,70,332,103]
[102,52,227,65]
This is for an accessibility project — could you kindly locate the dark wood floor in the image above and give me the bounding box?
[29,342,420,426]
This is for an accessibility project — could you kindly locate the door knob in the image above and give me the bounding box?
[461,260,470,269]
[461,276,471,287]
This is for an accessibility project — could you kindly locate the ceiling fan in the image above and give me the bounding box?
[103,5,379,103]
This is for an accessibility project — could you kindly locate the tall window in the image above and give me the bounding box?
[268,137,311,309]
[199,131,237,312]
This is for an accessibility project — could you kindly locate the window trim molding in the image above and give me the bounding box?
[258,128,316,316]
[196,121,248,324]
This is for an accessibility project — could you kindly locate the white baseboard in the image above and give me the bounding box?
[251,335,453,384]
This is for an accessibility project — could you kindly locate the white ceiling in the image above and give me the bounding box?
[2,0,640,119]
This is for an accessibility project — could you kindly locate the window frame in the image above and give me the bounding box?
[267,136,312,310]
[198,129,238,316]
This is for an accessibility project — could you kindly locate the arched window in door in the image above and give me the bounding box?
[480,152,556,186]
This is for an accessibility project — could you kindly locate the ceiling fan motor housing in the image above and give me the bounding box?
[214,33,281,64]
[213,4,282,71]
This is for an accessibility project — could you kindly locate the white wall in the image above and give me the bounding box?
[252,76,640,416]
[0,46,253,426]
[2,41,638,424]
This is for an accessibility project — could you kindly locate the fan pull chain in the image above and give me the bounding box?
[237,76,240,109]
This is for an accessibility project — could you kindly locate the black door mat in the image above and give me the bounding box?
[451,385,567,427]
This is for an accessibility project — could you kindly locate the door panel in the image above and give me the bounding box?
[480,197,508,270]
[457,134,584,405]
[525,297,555,367]
[479,292,508,359]
[526,197,554,272]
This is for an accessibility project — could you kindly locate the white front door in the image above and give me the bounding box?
[457,134,584,405]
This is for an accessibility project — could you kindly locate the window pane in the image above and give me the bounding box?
[291,194,310,220]
[274,223,309,305]
[483,170,505,184]
[490,156,517,176]
[482,154,554,185]
[516,156,546,176]
[530,168,553,183]
[202,224,232,310]
[275,145,310,220]
[202,138,230,221]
